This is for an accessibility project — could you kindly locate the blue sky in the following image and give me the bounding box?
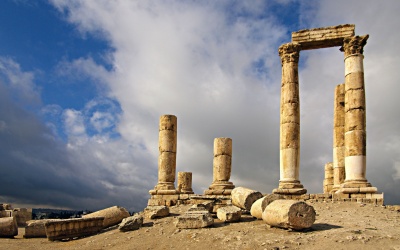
[1,0,400,211]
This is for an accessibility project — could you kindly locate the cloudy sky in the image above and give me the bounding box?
[0,0,399,212]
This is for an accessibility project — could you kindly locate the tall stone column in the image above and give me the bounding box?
[340,35,376,193]
[204,137,235,195]
[273,43,306,195]
[332,83,346,192]
[149,115,179,195]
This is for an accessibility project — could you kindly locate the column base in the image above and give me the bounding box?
[204,181,235,195]
[338,180,377,194]
[272,188,307,195]
[179,189,194,194]
[149,182,179,195]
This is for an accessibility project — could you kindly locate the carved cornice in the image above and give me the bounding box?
[340,35,369,57]
[279,43,301,64]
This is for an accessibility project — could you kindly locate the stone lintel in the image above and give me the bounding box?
[292,24,355,50]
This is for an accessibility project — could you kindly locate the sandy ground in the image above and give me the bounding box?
[1,201,400,250]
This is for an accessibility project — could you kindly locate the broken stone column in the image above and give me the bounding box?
[323,162,334,193]
[231,187,263,211]
[177,172,194,194]
[273,42,306,195]
[250,194,281,220]
[150,115,179,195]
[332,83,346,192]
[82,206,130,229]
[204,137,235,195]
[262,200,315,230]
[339,35,377,193]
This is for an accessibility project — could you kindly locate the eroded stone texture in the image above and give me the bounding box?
[118,214,143,232]
[144,206,169,219]
[292,24,355,50]
[150,115,179,195]
[24,219,60,238]
[274,42,306,195]
[216,206,241,222]
[339,35,376,193]
[231,187,263,211]
[177,172,194,194]
[250,194,281,220]
[13,208,32,227]
[44,217,104,241]
[323,162,334,193]
[262,200,315,230]
[175,211,214,229]
[332,83,346,192]
[0,217,18,238]
[82,206,130,229]
[204,137,235,195]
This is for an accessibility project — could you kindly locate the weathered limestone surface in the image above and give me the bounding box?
[44,217,104,241]
[292,24,355,50]
[82,206,130,229]
[150,115,179,195]
[216,206,241,222]
[144,206,169,219]
[204,137,235,195]
[0,217,18,238]
[177,172,194,194]
[231,187,263,211]
[118,214,143,232]
[339,35,376,193]
[274,42,306,195]
[13,208,32,227]
[175,211,214,229]
[332,83,346,192]
[262,200,316,230]
[323,162,334,193]
[250,194,281,219]
[24,219,60,238]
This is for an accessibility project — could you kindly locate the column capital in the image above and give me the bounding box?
[279,42,301,64]
[340,35,369,57]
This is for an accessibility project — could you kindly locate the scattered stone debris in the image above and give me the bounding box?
[216,206,241,222]
[119,214,144,232]
[175,211,214,229]
[144,206,169,219]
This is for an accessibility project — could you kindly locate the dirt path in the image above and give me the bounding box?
[1,201,400,250]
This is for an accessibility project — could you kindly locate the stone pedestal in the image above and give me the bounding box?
[204,138,235,195]
[177,172,194,194]
[339,35,377,194]
[149,115,179,195]
[332,84,346,192]
[273,43,306,195]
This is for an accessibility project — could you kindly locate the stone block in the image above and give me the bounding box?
[159,115,177,131]
[371,193,384,199]
[217,206,241,222]
[13,208,32,227]
[213,138,232,157]
[350,193,366,199]
[119,214,143,232]
[44,217,104,241]
[345,89,365,112]
[82,206,130,229]
[144,206,169,219]
[24,219,60,238]
[0,217,18,238]
[345,72,364,90]
[175,211,214,229]
[359,187,378,193]
[158,130,177,153]
[345,130,366,156]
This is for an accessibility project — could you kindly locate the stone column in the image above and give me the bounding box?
[204,137,235,195]
[177,172,194,194]
[273,42,306,195]
[149,115,179,195]
[323,162,334,193]
[331,83,346,192]
[340,35,376,193]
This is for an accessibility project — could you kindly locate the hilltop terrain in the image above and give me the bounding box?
[1,201,400,250]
